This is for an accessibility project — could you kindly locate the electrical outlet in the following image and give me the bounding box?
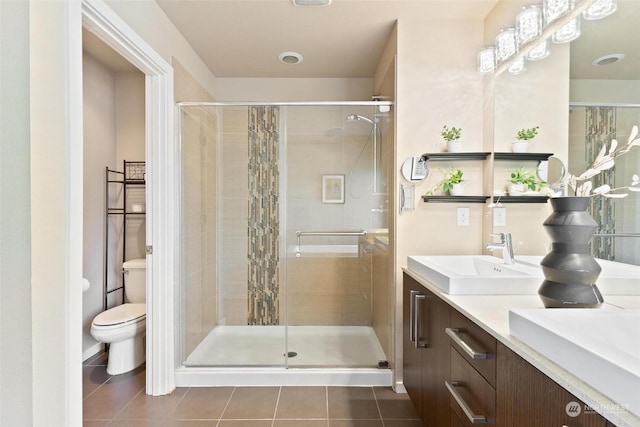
[457,207,470,226]
[493,207,507,227]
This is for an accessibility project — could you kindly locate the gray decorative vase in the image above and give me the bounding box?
[539,197,604,308]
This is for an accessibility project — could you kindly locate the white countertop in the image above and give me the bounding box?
[403,267,640,427]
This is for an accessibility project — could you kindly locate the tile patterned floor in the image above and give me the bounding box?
[83,353,421,427]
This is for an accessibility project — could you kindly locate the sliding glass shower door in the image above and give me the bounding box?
[177,102,393,369]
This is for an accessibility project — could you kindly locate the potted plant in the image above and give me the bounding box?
[441,125,463,153]
[508,167,543,196]
[426,167,466,196]
[512,126,539,153]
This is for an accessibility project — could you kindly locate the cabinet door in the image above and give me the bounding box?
[403,275,424,417]
[420,285,451,427]
[497,342,608,427]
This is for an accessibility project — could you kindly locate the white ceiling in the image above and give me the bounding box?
[153,0,499,78]
[83,0,638,81]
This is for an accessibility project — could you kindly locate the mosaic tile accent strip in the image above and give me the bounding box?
[585,106,616,260]
[247,106,280,325]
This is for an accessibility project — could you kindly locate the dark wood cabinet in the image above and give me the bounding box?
[403,273,616,427]
[496,342,609,427]
[403,273,451,426]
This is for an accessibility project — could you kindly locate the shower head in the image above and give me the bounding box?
[346,114,376,124]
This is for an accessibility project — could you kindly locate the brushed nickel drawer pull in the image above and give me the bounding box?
[445,327,488,360]
[414,294,427,349]
[445,381,487,424]
[409,290,421,343]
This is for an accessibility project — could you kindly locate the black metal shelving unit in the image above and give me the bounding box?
[104,161,145,312]
[419,151,554,204]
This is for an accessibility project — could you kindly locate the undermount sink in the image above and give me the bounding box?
[407,255,543,295]
[515,255,640,295]
[510,308,640,418]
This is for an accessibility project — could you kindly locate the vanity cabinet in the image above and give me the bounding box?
[403,274,451,426]
[403,272,615,427]
[497,342,609,427]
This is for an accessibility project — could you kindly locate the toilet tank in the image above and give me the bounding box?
[123,258,146,303]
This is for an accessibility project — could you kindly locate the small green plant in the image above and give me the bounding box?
[427,167,465,195]
[509,167,542,191]
[441,125,462,142]
[516,126,539,141]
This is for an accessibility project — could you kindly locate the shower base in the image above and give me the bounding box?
[175,325,392,387]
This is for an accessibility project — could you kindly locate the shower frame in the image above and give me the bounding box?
[175,100,395,386]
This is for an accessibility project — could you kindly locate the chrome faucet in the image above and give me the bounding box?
[486,232,515,264]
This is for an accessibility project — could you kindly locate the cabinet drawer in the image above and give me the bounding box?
[448,309,497,387]
[449,347,496,426]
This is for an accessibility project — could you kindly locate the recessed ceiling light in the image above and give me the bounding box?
[292,0,331,6]
[592,53,624,66]
[278,51,303,65]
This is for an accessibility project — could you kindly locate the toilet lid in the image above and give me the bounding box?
[94,303,146,326]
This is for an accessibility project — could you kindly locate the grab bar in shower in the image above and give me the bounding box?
[295,230,367,248]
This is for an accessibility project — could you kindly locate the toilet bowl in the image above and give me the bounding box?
[91,303,146,375]
[91,258,147,375]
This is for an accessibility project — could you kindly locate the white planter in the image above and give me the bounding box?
[447,140,463,153]
[508,183,527,196]
[449,182,465,196]
[512,141,529,153]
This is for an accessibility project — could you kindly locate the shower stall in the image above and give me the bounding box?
[175,102,394,385]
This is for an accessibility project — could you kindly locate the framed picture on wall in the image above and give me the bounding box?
[322,175,345,204]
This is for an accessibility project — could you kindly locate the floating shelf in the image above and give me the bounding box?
[420,152,491,161]
[422,195,490,203]
[493,152,554,161]
[494,196,550,203]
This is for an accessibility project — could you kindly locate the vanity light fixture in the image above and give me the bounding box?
[583,0,617,19]
[278,51,304,64]
[552,16,581,43]
[477,46,496,74]
[495,27,518,64]
[476,0,616,76]
[516,5,543,47]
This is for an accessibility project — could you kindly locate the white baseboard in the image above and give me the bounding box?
[82,342,104,362]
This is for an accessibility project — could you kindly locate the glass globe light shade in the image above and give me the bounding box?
[543,0,575,25]
[583,0,617,20]
[477,46,496,74]
[526,39,551,61]
[508,57,526,75]
[552,16,581,43]
[495,27,518,64]
[516,5,543,47]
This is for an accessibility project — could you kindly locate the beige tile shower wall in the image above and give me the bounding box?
[180,107,218,356]
[286,254,370,326]
[219,107,250,325]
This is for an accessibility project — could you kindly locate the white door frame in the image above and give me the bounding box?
[81,0,176,396]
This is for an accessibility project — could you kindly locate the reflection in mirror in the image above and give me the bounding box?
[568,105,640,266]
[401,157,428,183]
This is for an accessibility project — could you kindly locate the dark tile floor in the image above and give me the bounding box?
[83,352,421,427]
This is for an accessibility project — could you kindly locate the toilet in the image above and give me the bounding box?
[91,258,146,375]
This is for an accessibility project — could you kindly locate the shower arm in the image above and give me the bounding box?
[295,230,368,248]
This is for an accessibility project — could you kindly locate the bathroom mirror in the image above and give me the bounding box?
[537,156,565,184]
[491,1,639,265]
[401,157,428,183]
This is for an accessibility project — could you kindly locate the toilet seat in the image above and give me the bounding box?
[93,303,146,328]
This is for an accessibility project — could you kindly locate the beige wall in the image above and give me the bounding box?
[214,78,374,102]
